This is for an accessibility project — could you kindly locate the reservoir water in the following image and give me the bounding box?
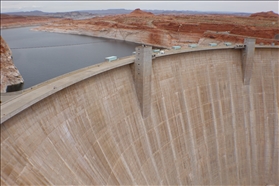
[1,26,139,91]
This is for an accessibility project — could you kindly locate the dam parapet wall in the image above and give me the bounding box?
[1,45,278,185]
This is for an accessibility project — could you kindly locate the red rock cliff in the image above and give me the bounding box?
[33,9,279,47]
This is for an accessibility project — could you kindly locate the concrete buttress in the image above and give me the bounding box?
[134,46,152,118]
[242,38,256,85]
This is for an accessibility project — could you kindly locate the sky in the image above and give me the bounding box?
[1,1,278,14]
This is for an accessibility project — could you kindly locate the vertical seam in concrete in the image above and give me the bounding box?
[217,81,229,184]
[47,133,84,185]
[156,97,172,185]
[196,85,212,185]
[161,96,182,185]
[124,117,149,185]
[206,64,222,184]
[167,62,184,184]
[261,55,275,183]
[120,155,137,184]
[261,54,269,183]
[174,60,199,185]
[263,89,271,183]
[248,85,259,184]
[96,139,122,185]
[243,98,252,185]
[84,110,111,185]
[228,61,240,185]
[141,120,163,185]
[152,110,171,185]
[270,58,279,183]
[182,89,200,185]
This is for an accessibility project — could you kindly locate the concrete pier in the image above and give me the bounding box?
[134,46,152,118]
[242,38,256,85]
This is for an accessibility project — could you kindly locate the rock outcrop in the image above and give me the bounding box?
[33,10,279,47]
[202,30,279,45]
[250,11,279,18]
[0,36,24,93]
[129,8,154,16]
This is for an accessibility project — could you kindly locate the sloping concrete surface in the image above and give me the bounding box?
[1,47,278,185]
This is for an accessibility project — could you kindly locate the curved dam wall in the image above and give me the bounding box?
[1,47,278,185]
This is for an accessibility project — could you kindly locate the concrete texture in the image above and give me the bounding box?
[1,56,135,123]
[135,46,152,118]
[1,47,278,185]
[242,38,256,85]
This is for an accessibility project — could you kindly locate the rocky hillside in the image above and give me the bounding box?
[0,36,24,93]
[0,14,62,29]
[33,9,279,47]
[129,8,154,16]
[250,11,279,18]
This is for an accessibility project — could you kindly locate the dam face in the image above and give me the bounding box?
[1,48,278,185]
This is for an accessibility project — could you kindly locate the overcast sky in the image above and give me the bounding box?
[1,1,278,14]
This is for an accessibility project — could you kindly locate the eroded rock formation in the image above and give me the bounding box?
[33,9,279,47]
[250,11,279,18]
[0,14,62,29]
[129,8,154,16]
[0,36,24,93]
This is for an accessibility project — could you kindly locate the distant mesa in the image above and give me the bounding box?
[250,11,279,18]
[129,8,154,16]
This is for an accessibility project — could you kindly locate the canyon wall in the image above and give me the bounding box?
[33,10,279,47]
[0,36,24,93]
[1,48,278,185]
[0,14,61,29]
[34,22,279,47]
[33,26,177,48]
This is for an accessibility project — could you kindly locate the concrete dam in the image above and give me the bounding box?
[1,42,278,185]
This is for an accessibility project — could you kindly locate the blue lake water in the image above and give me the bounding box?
[1,27,139,90]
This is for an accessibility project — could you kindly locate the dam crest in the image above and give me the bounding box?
[1,44,278,185]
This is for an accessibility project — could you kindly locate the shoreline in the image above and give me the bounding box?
[1,24,170,49]
[0,24,42,30]
[31,27,171,49]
